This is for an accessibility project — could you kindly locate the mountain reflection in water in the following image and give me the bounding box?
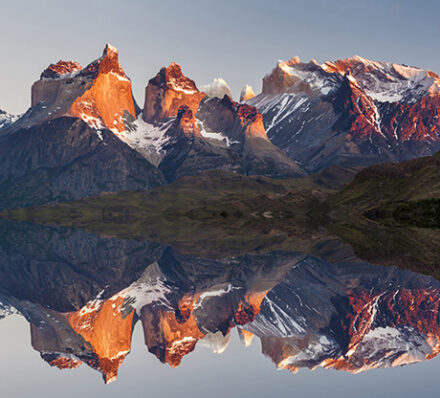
[1,219,440,384]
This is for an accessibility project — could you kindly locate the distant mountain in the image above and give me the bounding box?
[0,109,18,130]
[248,56,440,172]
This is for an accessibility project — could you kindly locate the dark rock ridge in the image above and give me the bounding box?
[249,56,440,172]
[0,109,18,130]
[0,117,165,209]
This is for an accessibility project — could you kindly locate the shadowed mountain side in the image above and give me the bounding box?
[326,152,440,277]
[0,219,164,312]
[0,117,165,210]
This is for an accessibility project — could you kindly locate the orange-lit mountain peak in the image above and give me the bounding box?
[31,44,136,133]
[237,328,255,347]
[143,62,205,123]
[40,60,82,79]
[65,295,134,383]
[141,300,205,367]
[175,105,201,137]
[218,95,268,140]
[234,290,269,326]
[240,85,255,102]
[69,44,135,132]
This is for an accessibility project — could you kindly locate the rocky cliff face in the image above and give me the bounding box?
[249,56,440,172]
[197,96,306,178]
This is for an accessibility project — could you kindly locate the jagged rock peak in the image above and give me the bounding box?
[200,78,232,99]
[240,85,255,102]
[263,55,440,102]
[143,62,205,124]
[150,62,199,94]
[41,61,83,80]
[175,105,200,136]
[29,44,135,133]
[0,109,19,130]
[79,43,126,79]
[211,95,268,140]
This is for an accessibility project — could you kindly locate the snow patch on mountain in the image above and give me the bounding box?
[240,85,255,102]
[249,93,310,134]
[276,56,440,104]
[0,301,18,319]
[199,331,231,354]
[117,114,173,165]
[198,119,238,146]
[0,110,19,130]
[119,262,173,316]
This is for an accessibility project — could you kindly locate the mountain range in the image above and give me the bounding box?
[1,44,440,209]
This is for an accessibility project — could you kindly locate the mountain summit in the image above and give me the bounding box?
[12,44,136,133]
[249,55,440,172]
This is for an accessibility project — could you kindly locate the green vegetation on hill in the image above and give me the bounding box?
[2,155,440,274]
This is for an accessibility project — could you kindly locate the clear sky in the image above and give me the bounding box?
[1,0,439,114]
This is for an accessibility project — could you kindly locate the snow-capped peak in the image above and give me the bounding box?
[240,85,255,102]
[0,109,19,130]
[264,55,440,104]
[200,78,232,99]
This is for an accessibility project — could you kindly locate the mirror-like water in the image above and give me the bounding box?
[1,219,440,397]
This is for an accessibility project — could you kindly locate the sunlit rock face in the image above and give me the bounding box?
[250,56,440,172]
[142,62,205,124]
[198,95,267,141]
[27,44,136,133]
[66,296,134,383]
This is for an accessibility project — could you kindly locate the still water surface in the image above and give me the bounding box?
[0,219,439,397]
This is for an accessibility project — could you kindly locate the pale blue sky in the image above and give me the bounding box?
[1,0,439,113]
[2,315,440,398]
